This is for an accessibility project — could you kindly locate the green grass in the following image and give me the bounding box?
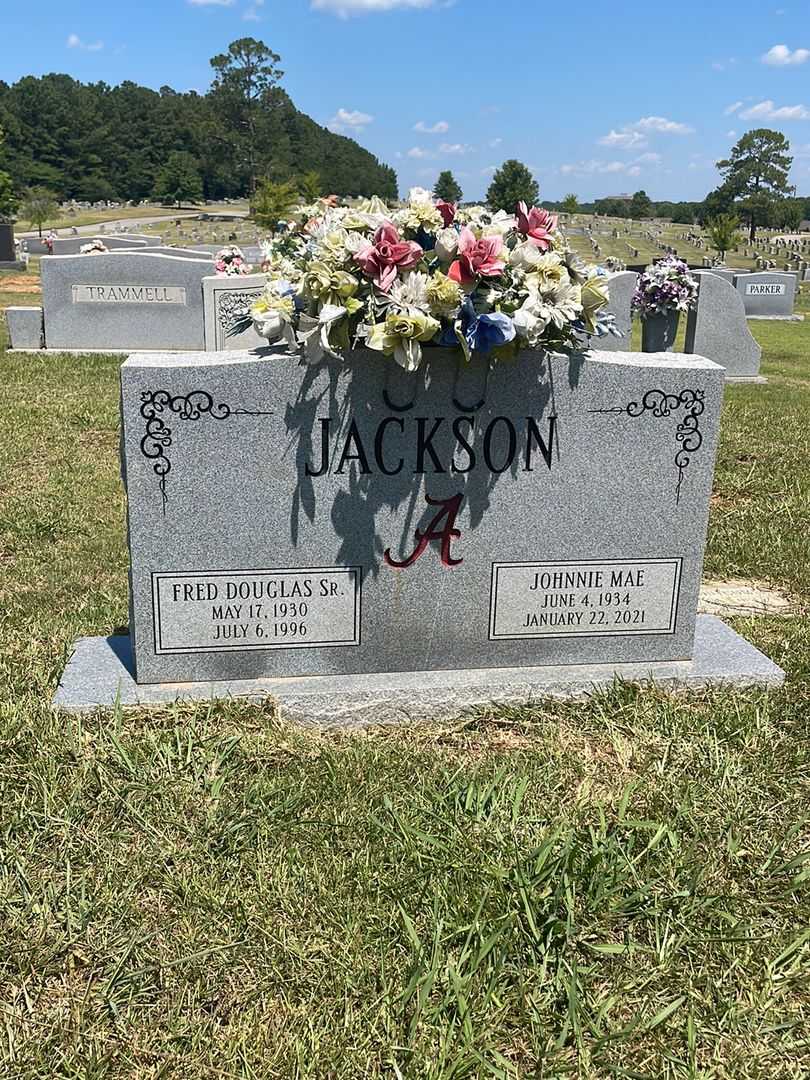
[0,284,808,1076]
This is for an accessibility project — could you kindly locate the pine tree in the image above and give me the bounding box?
[434,170,462,203]
[153,152,203,208]
[486,160,539,213]
[717,129,793,240]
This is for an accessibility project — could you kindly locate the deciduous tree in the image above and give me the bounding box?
[486,160,539,213]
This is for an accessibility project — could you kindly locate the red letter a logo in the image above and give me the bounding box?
[384,493,464,569]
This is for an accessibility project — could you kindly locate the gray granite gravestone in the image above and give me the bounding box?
[202,274,267,351]
[0,223,15,261]
[51,234,155,255]
[120,350,721,682]
[41,252,211,351]
[685,271,763,381]
[54,345,785,717]
[704,268,737,286]
[735,271,796,316]
[5,306,43,350]
[589,271,637,352]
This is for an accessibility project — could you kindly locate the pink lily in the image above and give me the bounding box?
[436,200,457,227]
[516,202,558,250]
[354,222,423,292]
[448,227,505,285]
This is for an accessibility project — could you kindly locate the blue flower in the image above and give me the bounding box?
[465,309,516,354]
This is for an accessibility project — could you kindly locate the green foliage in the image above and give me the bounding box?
[705,213,740,258]
[629,189,653,219]
[18,186,58,235]
[153,151,203,207]
[433,170,462,203]
[561,192,579,215]
[0,170,16,222]
[776,197,805,230]
[297,170,322,202]
[251,177,299,229]
[717,129,793,239]
[0,45,397,205]
[486,160,539,213]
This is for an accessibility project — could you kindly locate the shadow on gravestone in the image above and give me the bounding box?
[286,348,556,578]
[685,271,762,381]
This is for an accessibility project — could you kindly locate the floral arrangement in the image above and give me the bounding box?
[250,187,615,371]
[214,245,253,276]
[632,256,698,319]
[79,239,108,255]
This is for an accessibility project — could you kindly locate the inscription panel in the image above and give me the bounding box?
[745,283,786,296]
[72,284,187,305]
[152,567,361,654]
[489,559,682,640]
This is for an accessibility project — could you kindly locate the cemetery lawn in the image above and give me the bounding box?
[0,295,808,1078]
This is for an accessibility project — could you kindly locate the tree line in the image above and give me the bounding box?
[0,38,398,208]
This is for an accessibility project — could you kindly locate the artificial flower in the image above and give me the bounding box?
[436,200,457,227]
[515,203,557,250]
[426,271,464,319]
[448,227,505,285]
[366,311,440,372]
[354,223,423,291]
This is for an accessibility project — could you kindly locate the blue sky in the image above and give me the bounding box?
[2,0,809,202]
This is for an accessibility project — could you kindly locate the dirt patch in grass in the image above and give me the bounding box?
[700,578,798,617]
[0,275,41,292]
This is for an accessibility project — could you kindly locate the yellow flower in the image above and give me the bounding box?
[302,261,359,307]
[426,272,463,318]
[366,311,440,372]
[580,274,610,334]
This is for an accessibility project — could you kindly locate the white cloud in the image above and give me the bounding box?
[312,0,439,16]
[712,57,738,72]
[439,142,472,155]
[481,165,497,175]
[66,33,104,50]
[243,1,263,20]
[762,44,810,66]
[489,137,503,148]
[407,146,432,159]
[328,107,374,133]
[634,115,694,134]
[598,129,648,149]
[596,116,693,151]
[560,152,660,177]
[739,99,810,120]
[726,129,738,138]
[187,0,235,5]
[725,101,744,115]
[414,120,449,134]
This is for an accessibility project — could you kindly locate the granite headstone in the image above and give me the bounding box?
[41,252,211,351]
[119,346,723,686]
[590,271,637,352]
[202,274,267,351]
[685,271,763,381]
[735,271,796,317]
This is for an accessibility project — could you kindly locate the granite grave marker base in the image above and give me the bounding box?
[53,616,786,721]
[53,344,786,717]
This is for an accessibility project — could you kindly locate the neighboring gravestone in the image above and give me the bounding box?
[685,272,763,381]
[5,306,43,350]
[735,271,797,317]
[51,234,155,255]
[704,268,736,286]
[41,252,211,350]
[54,345,785,716]
[590,271,637,352]
[203,274,267,351]
[0,223,15,262]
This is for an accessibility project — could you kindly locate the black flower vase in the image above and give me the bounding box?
[641,310,680,353]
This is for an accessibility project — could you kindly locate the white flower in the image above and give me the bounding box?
[434,227,459,263]
[407,186,433,205]
[389,271,431,315]
[483,210,516,238]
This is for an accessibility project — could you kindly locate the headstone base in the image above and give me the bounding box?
[53,616,784,724]
[747,314,804,322]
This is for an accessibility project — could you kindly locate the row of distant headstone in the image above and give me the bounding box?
[6,235,270,353]
[594,266,800,380]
